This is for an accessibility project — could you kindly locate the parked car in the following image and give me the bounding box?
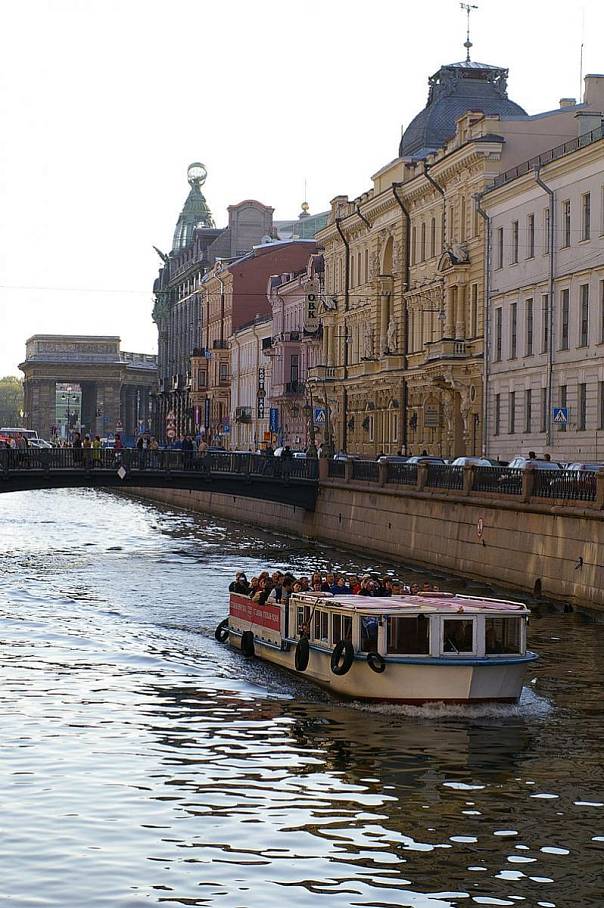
[566,462,604,472]
[507,457,562,471]
[29,438,53,449]
[377,455,410,464]
[406,455,446,465]
[451,456,493,467]
[333,452,361,462]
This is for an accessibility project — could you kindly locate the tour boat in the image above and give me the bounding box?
[217,590,538,704]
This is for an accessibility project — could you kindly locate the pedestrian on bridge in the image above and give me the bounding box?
[72,432,82,465]
[92,435,102,467]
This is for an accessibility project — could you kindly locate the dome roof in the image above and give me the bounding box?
[399,61,527,159]
[172,163,215,252]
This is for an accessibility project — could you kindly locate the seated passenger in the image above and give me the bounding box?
[321,572,335,592]
[358,576,376,596]
[229,572,250,594]
[330,575,351,595]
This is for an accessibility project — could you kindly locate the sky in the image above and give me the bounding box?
[0,0,602,376]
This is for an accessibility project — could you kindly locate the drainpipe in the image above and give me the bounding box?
[534,168,555,448]
[423,162,446,249]
[475,193,490,456]
[355,204,371,230]
[335,217,350,452]
[392,182,411,455]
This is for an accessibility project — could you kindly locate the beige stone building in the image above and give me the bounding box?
[481,80,604,461]
[312,58,596,457]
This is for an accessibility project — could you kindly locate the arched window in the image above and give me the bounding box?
[430,217,436,258]
[382,235,394,274]
[421,222,426,262]
[364,248,369,283]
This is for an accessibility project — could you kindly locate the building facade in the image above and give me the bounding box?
[312,57,596,458]
[230,316,272,451]
[265,254,324,449]
[482,85,604,461]
[20,335,157,442]
[152,164,325,443]
[191,240,317,446]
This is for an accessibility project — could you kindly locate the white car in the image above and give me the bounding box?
[451,456,494,467]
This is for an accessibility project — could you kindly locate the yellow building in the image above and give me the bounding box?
[312,57,589,457]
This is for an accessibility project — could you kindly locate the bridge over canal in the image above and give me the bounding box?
[0,450,319,511]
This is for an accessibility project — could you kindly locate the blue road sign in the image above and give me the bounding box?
[553,407,568,424]
[313,406,327,426]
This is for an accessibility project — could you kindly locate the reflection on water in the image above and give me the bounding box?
[0,489,602,907]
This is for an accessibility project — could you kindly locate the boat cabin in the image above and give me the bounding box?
[288,592,529,661]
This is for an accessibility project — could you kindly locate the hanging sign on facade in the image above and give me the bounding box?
[304,289,320,333]
[269,407,279,432]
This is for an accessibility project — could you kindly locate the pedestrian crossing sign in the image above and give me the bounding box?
[553,407,568,424]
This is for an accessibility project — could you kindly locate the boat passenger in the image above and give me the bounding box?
[229,572,250,594]
[331,575,351,595]
[321,572,335,592]
[358,575,376,596]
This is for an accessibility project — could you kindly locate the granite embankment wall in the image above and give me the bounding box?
[126,482,604,611]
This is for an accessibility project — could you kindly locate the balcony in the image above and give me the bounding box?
[307,364,345,382]
[192,347,211,359]
[273,331,301,344]
[425,339,468,362]
[285,381,305,394]
[213,339,228,350]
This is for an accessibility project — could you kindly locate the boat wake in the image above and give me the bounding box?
[344,685,552,719]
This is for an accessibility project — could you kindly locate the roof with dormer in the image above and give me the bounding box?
[399,60,527,159]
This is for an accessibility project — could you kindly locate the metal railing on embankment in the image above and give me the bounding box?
[322,459,603,511]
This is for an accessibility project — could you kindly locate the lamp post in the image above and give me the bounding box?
[61,393,79,440]
[302,388,317,458]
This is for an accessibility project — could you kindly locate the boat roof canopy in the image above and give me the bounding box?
[291,592,528,615]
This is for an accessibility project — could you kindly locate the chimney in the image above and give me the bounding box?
[559,98,576,108]
[575,110,603,137]
[583,74,604,108]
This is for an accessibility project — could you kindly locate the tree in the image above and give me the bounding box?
[0,376,24,426]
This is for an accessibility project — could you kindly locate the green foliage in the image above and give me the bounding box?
[0,375,24,426]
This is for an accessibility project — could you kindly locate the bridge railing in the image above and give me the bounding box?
[0,448,320,482]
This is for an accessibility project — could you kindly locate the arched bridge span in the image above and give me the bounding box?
[0,450,319,511]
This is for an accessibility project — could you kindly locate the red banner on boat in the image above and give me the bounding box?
[229,593,281,631]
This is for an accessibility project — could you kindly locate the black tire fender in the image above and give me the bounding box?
[331,639,355,676]
[295,635,310,672]
[241,630,255,657]
[214,618,229,643]
[367,651,386,674]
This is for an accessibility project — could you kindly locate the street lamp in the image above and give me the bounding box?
[302,394,317,458]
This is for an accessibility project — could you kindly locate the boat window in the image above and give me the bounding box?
[360,615,379,653]
[332,613,352,644]
[387,615,430,654]
[485,617,522,654]
[313,609,329,643]
[296,604,311,637]
[443,618,474,653]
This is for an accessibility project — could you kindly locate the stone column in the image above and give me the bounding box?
[445,286,455,338]
[31,379,56,440]
[455,285,466,339]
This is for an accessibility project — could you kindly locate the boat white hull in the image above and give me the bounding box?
[229,633,531,704]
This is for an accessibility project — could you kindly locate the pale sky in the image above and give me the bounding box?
[0,0,601,376]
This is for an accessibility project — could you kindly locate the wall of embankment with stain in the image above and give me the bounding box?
[125,478,604,613]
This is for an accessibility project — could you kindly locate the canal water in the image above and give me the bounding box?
[0,489,602,908]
